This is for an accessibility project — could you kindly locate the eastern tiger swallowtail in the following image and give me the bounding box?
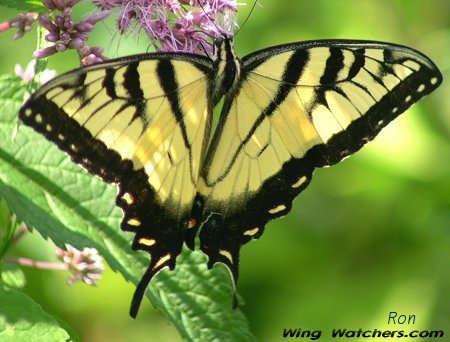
[19,36,442,317]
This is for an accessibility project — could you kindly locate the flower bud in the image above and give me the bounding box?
[84,10,111,25]
[14,31,24,40]
[60,31,71,41]
[71,32,88,41]
[56,43,67,52]
[38,15,58,32]
[79,45,91,56]
[54,15,65,28]
[74,22,94,32]
[53,0,66,11]
[33,45,58,58]
[64,19,75,30]
[45,32,60,42]
[63,7,73,18]
[89,46,104,55]
[68,37,84,48]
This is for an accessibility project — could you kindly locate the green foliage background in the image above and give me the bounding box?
[0,0,449,340]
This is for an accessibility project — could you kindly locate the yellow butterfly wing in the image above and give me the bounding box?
[194,40,442,286]
[19,53,213,316]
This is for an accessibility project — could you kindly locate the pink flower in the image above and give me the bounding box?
[56,245,104,286]
[15,60,57,85]
[15,61,36,83]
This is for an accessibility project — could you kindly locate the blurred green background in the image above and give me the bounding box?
[0,0,449,341]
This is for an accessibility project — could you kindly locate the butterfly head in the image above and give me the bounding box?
[212,35,235,61]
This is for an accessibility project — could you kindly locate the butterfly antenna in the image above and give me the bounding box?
[235,0,259,37]
[189,29,214,57]
[199,40,211,57]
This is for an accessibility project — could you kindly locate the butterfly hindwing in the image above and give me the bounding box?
[195,40,442,285]
[19,53,214,316]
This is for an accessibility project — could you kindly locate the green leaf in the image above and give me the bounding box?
[0,198,11,255]
[1,263,26,289]
[0,192,18,259]
[1,0,46,12]
[0,75,27,103]
[0,77,255,340]
[0,286,70,341]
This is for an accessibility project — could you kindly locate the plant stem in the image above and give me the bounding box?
[2,256,68,271]
[0,21,11,32]
[12,225,28,244]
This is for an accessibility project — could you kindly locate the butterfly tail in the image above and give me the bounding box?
[129,255,175,318]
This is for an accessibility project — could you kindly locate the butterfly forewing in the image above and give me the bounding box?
[196,40,442,284]
[19,53,214,316]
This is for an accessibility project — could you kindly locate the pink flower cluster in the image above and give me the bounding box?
[93,0,241,53]
[1,0,241,65]
[56,244,104,286]
[35,0,110,65]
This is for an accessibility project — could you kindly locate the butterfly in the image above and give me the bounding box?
[19,35,442,317]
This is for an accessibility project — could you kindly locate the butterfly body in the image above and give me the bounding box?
[211,37,241,103]
[19,35,442,317]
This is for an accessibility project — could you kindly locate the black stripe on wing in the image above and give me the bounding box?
[157,60,191,150]
[320,47,345,84]
[104,67,118,98]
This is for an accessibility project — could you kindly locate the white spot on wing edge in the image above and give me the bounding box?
[154,253,171,270]
[417,84,425,93]
[24,108,32,116]
[219,250,233,264]
[431,77,438,85]
[127,218,141,226]
[292,175,307,188]
[121,192,134,205]
[138,237,156,247]
[268,204,287,214]
[243,227,259,237]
